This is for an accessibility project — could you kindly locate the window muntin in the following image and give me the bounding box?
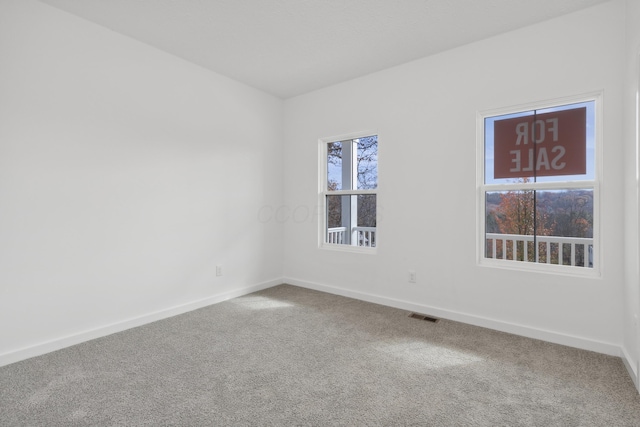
[322,134,378,249]
[479,98,598,273]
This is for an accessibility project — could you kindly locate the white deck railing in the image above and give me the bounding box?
[327,227,346,244]
[355,227,376,247]
[327,227,376,247]
[486,233,593,267]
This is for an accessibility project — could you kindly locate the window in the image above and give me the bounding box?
[320,133,378,250]
[478,95,599,274]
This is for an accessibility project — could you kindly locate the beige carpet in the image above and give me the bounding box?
[1,284,639,426]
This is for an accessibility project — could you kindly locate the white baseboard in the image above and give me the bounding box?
[0,278,282,368]
[621,346,640,392]
[284,277,621,357]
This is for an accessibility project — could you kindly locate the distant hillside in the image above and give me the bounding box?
[486,189,593,237]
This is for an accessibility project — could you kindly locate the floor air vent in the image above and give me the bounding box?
[409,313,439,323]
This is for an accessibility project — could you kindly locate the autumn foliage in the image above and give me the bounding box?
[495,190,552,237]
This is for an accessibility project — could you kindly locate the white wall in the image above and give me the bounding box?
[283,1,626,355]
[0,0,283,365]
[623,0,640,388]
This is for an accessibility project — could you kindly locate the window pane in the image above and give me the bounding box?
[537,189,593,267]
[357,194,376,227]
[485,101,594,185]
[356,136,378,190]
[485,111,533,185]
[327,141,342,191]
[326,194,344,229]
[485,190,535,261]
[485,189,593,267]
[326,194,377,247]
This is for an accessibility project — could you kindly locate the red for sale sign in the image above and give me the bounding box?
[493,107,586,179]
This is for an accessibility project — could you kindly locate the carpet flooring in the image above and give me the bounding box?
[1,284,639,426]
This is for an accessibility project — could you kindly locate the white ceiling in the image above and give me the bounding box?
[37,0,609,99]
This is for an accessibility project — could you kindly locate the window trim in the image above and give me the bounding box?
[476,92,602,277]
[318,130,378,253]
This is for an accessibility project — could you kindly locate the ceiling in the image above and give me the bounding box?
[37,0,609,99]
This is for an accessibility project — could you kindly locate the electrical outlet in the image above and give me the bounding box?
[408,270,416,283]
[216,265,222,277]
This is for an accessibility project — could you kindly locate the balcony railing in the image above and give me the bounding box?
[327,227,376,247]
[486,233,593,267]
[327,227,346,244]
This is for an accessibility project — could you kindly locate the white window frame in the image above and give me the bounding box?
[477,92,602,277]
[319,130,378,253]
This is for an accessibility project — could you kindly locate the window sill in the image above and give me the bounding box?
[320,243,377,255]
[478,257,601,278]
